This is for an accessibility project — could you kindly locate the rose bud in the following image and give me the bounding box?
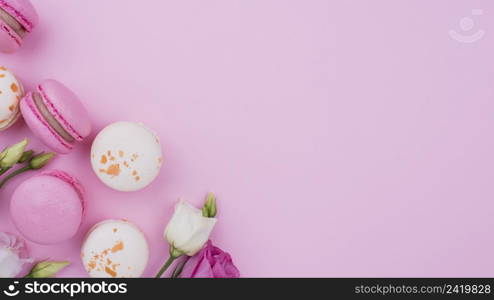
[29,152,55,169]
[25,261,70,278]
[0,138,28,169]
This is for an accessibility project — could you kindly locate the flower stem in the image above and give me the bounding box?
[155,255,178,278]
[0,167,10,176]
[171,256,189,278]
[0,165,31,189]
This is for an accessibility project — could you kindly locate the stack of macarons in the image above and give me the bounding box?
[0,0,164,278]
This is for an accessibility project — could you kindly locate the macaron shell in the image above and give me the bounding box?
[0,19,20,53]
[81,220,149,278]
[10,173,84,245]
[43,170,85,209]
[20,92,73,154]
[0,0,38,32]
[0,108,19,129]
[38,79,92,141]
[91,122,163,192]
[0,66,22,129]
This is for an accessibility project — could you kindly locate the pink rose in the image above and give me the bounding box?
[179,240,239,278]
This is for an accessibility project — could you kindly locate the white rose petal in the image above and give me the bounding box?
[0,232,31,278]
[164,201,217,256]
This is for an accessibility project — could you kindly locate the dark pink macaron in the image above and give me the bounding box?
[0,0,38,53]
[20,79,92,154]
[10,170,85,245]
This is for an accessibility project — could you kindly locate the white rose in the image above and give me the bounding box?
[164,201,217,256]
[0,232,32,278]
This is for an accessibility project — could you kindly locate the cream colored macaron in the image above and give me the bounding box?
[81,219,149,278]
[91,121,163,192]
[0,66,23,130]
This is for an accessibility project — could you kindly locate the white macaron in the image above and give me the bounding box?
[81,219,149,278]
[0,66,23,130]
[91,121,163,192]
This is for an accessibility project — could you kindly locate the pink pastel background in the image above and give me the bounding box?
[0,0,493,277]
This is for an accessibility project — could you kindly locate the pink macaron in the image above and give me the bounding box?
[20,79,92,154]
[10,170,85,245]
[0,0,38,53]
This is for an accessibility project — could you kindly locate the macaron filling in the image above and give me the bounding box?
[33,92,75,143]
[0,7,25,38]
